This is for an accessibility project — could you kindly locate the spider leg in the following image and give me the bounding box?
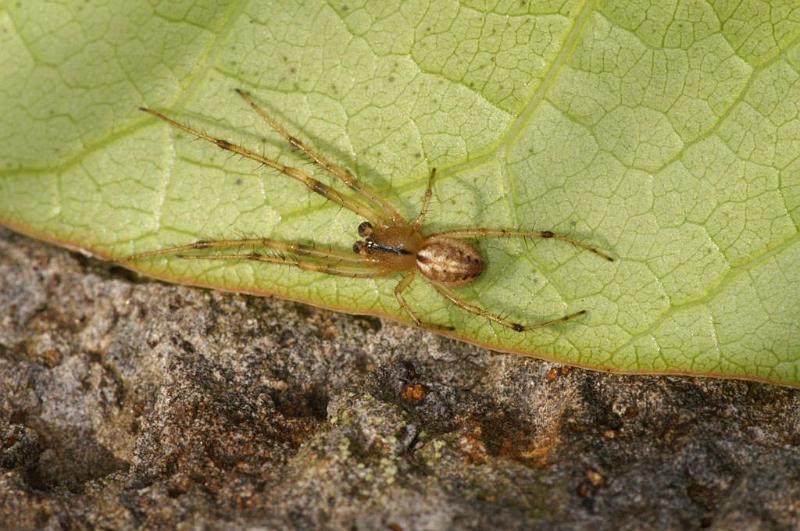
[139,107,385,224]
[394,271,455,332]
[181,253,388,278]
[429,228,614,261]
[126,238,375,265]
[430,282,587,332]
[412,168,437,231]
[125,237,387,278]
[144,250,389,278]
[235,89,405,226]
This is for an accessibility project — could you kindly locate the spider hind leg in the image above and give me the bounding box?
[430,228,615,262]
[393,272,584,333]
[431,282,587,332]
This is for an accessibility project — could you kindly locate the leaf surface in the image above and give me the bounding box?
[1,1,799,385]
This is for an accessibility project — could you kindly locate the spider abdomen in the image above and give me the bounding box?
[416,238,485,286]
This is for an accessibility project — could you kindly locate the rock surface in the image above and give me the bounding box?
[1,227,799,530]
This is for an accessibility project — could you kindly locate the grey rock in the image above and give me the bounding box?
[1,227,799,530]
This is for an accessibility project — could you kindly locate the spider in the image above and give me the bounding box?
[129,89,614,333]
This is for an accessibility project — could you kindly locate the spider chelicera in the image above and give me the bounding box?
[129,89,614,332]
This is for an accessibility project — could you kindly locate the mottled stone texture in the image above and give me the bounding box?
[1,227,799,530]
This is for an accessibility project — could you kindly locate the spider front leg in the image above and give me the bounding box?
[126,238,375,264]
[125,238,388,278]
[235,89,405,226]
[174,252,390,278]
[138,107,385,224]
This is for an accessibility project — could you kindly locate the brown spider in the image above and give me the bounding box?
[129,89,614,332]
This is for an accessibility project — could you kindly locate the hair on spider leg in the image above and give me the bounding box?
[132,91,616,333]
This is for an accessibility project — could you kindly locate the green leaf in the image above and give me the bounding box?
[1,1,799,386]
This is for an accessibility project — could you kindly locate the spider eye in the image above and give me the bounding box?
[357,221,373,237]
[352,241,365,254]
